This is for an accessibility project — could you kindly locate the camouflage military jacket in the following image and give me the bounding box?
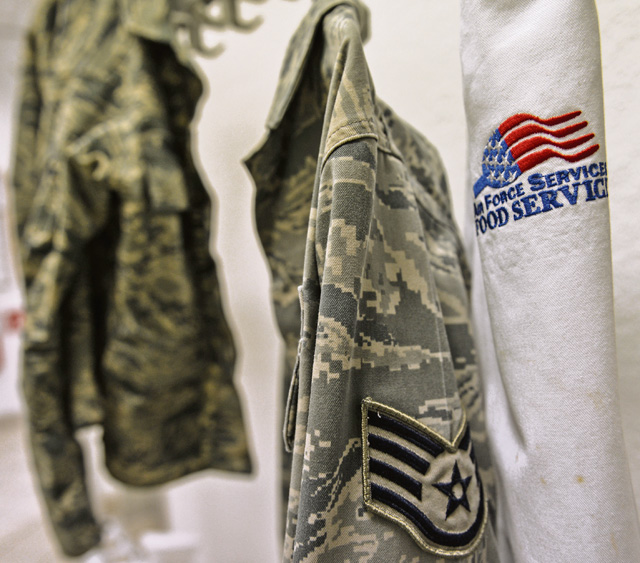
[13,0,251,556]
[246,1,499,561]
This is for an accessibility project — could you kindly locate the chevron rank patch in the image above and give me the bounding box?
[361,398,487,558]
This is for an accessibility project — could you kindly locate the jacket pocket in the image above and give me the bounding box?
[283,284,307,452]
[283,354,299,453]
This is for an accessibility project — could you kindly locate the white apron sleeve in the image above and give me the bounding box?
[459,1,640,561]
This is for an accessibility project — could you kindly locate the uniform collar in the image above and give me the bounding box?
[265,0,370,130]
[119,0,178,43]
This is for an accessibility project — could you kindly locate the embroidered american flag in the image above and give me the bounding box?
[473,111,600,196]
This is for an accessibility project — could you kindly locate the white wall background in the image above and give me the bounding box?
[0,0,30,417]
[0,1,637,561]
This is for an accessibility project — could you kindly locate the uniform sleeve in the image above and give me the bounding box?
[19,148,110,556]
[12,13,107,553]
[459,1,640,561]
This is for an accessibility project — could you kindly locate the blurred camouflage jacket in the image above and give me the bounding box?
[13,0,251,556]
[245,1,499,561]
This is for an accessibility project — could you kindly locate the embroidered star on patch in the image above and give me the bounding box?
[434,461,472,519]
[361,398,487,557]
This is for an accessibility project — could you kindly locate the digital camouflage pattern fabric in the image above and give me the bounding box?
[245,0,499,560]
[13,0,251,556]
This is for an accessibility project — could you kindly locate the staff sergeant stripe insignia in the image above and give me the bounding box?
[367,434,431,474]
[368,410,446,457]
[361,398,487,558]
[369,458,423,500]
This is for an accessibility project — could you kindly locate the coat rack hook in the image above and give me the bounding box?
[221,0,263,32]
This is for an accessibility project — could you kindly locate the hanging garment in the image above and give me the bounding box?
[12,0,252,556]
[245,1,499,560]
[460,1,640,561]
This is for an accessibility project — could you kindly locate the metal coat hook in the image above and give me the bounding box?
[171,0,226,57]
[222,0,266,32]
[171,0,298,57]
